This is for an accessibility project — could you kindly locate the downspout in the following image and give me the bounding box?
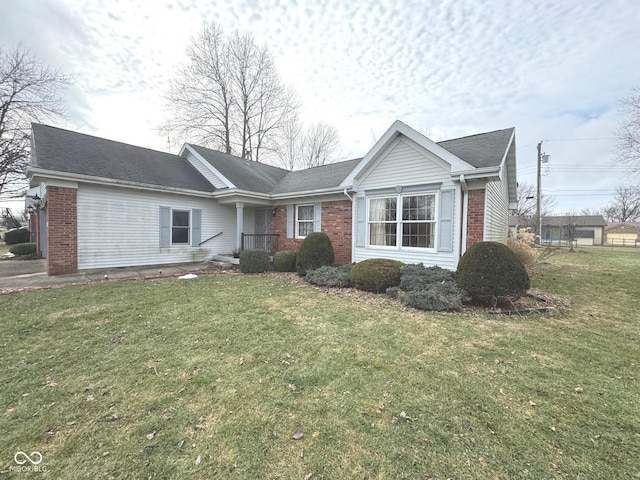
[459,174,468,258]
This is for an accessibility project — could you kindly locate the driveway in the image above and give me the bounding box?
[0,258,46,277]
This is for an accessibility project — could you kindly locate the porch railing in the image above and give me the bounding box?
[241,233,279,254]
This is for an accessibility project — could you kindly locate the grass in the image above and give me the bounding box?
[1,248,639,479]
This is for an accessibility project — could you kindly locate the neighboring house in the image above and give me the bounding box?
[27,120,517,275]
[540,215,606,246]
[604,222,640,246]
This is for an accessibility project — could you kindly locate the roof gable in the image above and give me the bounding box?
[30,124,214,192]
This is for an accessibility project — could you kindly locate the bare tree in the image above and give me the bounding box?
[617,85,640,174]
[300,121,340,168]
[1,44,69,198]
[602,184,640,222]
[513,183,555,229]
[561,211,579,252]
[163,22,298,162]
[274,118,341,170]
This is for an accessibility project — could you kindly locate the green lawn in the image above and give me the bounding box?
[1,248,639,478]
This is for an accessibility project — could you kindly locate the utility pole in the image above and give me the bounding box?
[536,141,550,245]
[536,141,542,245]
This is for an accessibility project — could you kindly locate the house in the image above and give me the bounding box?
[26,120,517,275]
[604,222,640,246]
[539,215,606,246]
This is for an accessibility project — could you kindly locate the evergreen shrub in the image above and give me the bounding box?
[349,258,404,293]
[456,241,530,302]
[399,283,464,312]
[9,243,37,256]
[239,248,270,274]
[3,227,30,245]
[399,263,455,292]
[296,232,334,275]
[273,250,297,272]
[305,264,352,288]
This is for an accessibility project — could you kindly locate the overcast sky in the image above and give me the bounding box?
[1,0,639,214]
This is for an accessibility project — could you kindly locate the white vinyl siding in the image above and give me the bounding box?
[484,178,509,243]
[77,184,236,269]
[358,138,451,189]
[185,152,228,189]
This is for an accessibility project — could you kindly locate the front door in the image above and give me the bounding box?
[254,208,271,251]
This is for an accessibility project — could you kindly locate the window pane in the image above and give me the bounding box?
[298,221,313,237]
[298,205,314,221]
[402,222,434,248]
[369,223,397,246]
[173,210,190,226]
[369,198,396,222]
[402,195,434,221]
[172,227,189,244]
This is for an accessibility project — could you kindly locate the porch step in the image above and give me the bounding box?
[210,254,239,265]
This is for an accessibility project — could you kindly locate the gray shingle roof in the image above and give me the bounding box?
[542,215,607,227]
[188,144,289,193]
[31,124,214,192]
[437,128,514,168]
[270,158,362,194]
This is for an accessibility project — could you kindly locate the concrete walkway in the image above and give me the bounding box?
[0,259,231,293]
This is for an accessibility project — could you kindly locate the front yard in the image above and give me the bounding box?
[1,248,639,478]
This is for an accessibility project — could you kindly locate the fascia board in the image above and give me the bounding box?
[27,167,215,198]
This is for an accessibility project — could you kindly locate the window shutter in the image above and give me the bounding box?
[191,209,201,246]
[286,205,294,238]
[159,206,171,248]
[355,196,366,248]
[313,202,322,232]
[438,190,454,252]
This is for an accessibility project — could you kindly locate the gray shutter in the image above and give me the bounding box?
[159,206,171,248]
[191,209,201,246]
[355,196,366,248]
[286,205,294,238]
[438,190,454,252]
[313,202,322,232]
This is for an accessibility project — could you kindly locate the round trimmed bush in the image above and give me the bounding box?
[349,258,404,293]
[3,227,30,245]
[273,250,297,272]
[295,232,334,276]
[456,241,530,302]
[9,243,37,256]
[239,248,270,274]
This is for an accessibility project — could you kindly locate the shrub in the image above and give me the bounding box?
[305,264,352,288]
[9,243,37,256]
[399,263,455,292]
[296,232,334,276]
[273,250,297,272]
[3,227,30,245]
[456,241,530,302]
[507,229,536,266]
[399,283,465,312]
[349,258,404,293]
[239,248,270,274]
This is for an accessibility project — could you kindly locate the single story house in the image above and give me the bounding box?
[27,120,517,275]
[604,222,640,246]
[539,215,606,246]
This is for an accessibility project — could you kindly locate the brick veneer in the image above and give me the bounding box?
[271,200,353,265]
[46,186,78,275]
[466,188,485,249]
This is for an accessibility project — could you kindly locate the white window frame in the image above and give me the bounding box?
[296,204,314,239]
[171,209,191,245]
[367,192,437,251]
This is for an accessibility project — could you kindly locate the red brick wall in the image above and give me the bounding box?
[271,200,353,265]
[466,188,485,249]
[46,186,78,275]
